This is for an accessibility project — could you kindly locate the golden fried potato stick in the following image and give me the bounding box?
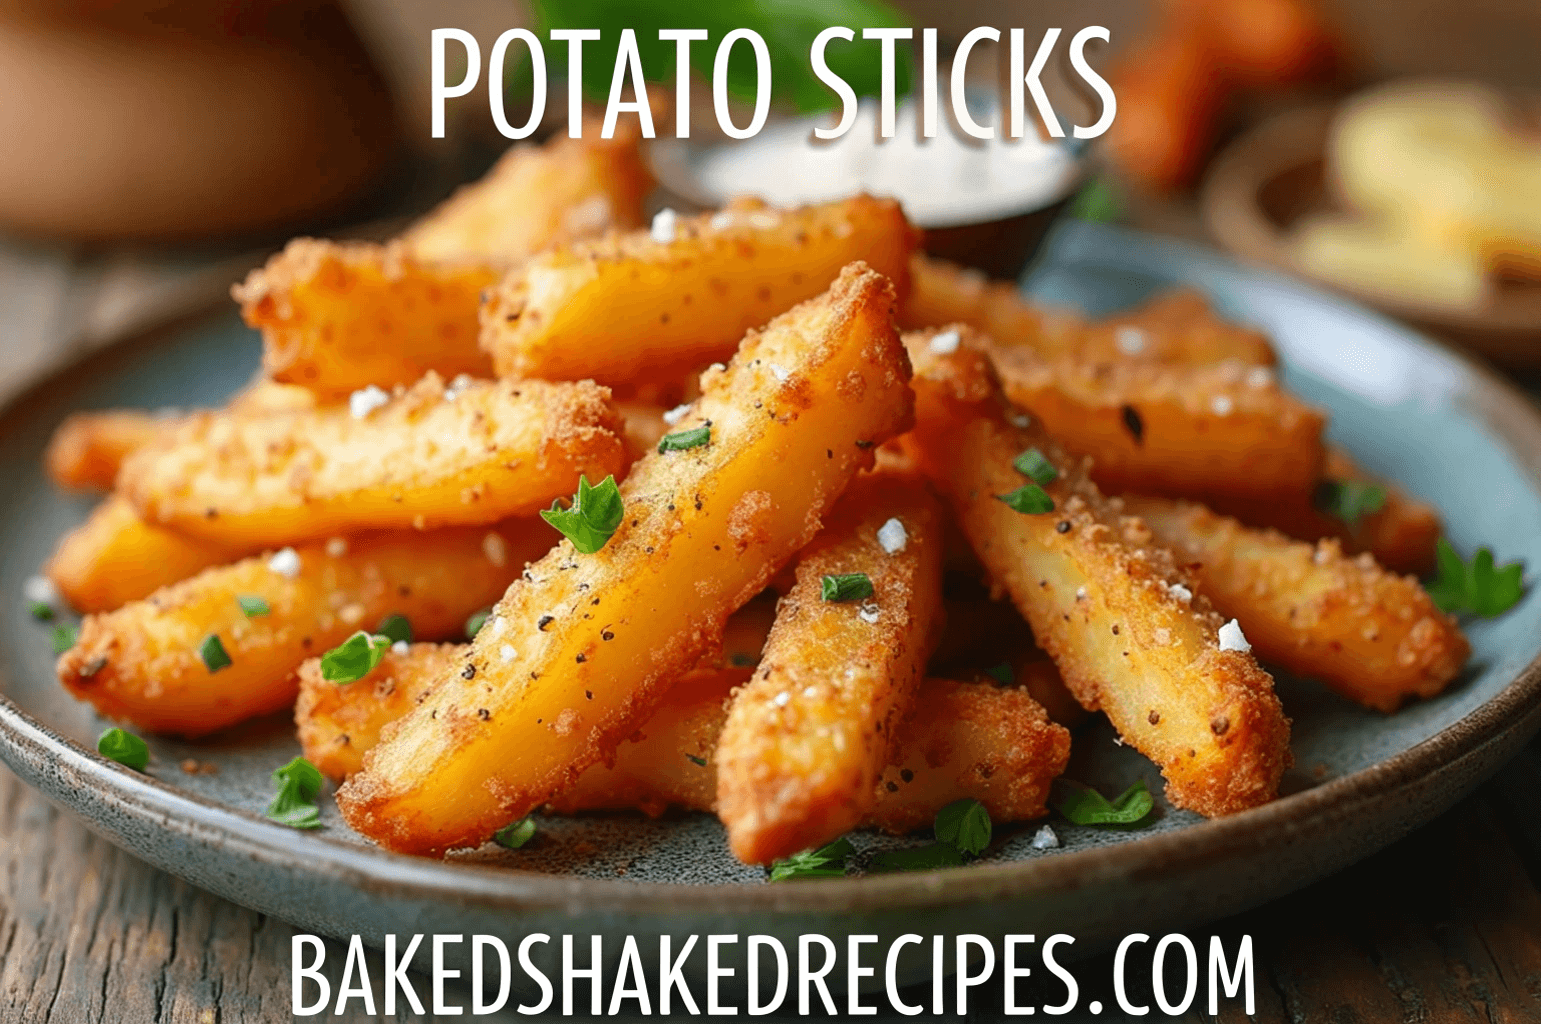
[990,350,1327,505]
[297,642,466,781]
[45,409,168,491]
[715,472,947,863]
[57,519,550,736]
[1211,447,1441,577]
[899,325,1290,817]
[1125,496,1468,711]
[46,495,248,614]
[901,255,1277,366]
[235,129,651,398]
[337,263,915,856]
[479,195,919,386]
[117,372,625,549]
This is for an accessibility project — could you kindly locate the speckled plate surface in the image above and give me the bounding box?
[2,223,1539,988]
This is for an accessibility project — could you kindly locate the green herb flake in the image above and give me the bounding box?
[540,474,624,554]
[820,573,874,602]
[29,601,54,621]
[686,753,708,767]
[769,837,854,881]
[237,595,270,618]
[868,842,965,873]
[320,631,391,685]
[934,798,992,856]
[657,425,711,453]
[97,727,149,771]
[984,662,1014,685]
[494,816,538,849]
[466,607,492,639]
[376,613,412,645]
[1426,538,1525,618]
[266,756,324,830]
[997,484,1055,516]
[1313,479,1387,526]
[199,634,233,673]
[1013,448,1058,486]
[51,625,78,654]
[1069,177,1123,223]
[1054,778,1155,827]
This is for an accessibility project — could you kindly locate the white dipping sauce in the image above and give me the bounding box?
[688,99,1080,229]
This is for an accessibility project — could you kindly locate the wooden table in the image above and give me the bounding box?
[1,242,1539,1024]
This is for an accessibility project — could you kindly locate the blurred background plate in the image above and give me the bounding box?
[1,222,1539,992]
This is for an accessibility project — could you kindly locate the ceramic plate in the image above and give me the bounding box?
[3,223,1539,990]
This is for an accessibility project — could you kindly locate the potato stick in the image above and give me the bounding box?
[236,131,650,398]
[479,195,919,386]
[337,263,914,856]
[1210,447,1441,577]
[1125,496,1468,711]
[901,255,1277,366]
[57,519,550,737]
[118,372,625,549]
[401,127,651,265]
[715,473,947,863]
[297,642,466,781]
[990,350,1326,504]
[46,495,249,614]
[45,409,170,491]
[899,326,1290,817]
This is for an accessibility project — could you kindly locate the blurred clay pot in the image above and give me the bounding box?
[0,0,397,242]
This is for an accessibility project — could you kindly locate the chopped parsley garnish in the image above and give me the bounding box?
[29,601,54,621]
[1054,778,1155,827]
[320,631,391,685]
[51,625,78,654]
[869,842,965,872]
[657,425,711,453]
[494,816,537,849]
[769,837,853,881]
[686,753,708,767]
[934,798,992,856]
[1313,479,1387,526]
[266,756,324,830]
[984,662,1014,685]
[466,607,492,639]
[237,595,270,617]
[540,474,624,554]
[1426,539,1525,617]
[199,635,232,673]
[376,614,412,645]
[1013,448,1058,486]
[998,484,1055,515]
[97,727,149,771]
[820,573,874,602]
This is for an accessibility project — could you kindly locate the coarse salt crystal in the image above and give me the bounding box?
[1247,366,1274,389]
[1211,395,1234,416]
[1009,412,1032,429]
[877,517,908,554]
[858,603,881,624]
[651,208,678,243]
[1115,326,1147,355]
[483,532,508,567]
[1075,586,1087,601]
[1030,825,1060,850]
[443,373,474,401]
[1218,618,1251,652]
[773,690,791,707]
[1167,582,1193,603]
[349,385,389,419]
[709,211,735,230]
[928,330,960,354]
[499,644,517,662]
[267,548,301,579]
[768,363,790,383]
[23,575,57,606]
[325,537,348,557]
[391,640,410,655]
[662,403,691,425]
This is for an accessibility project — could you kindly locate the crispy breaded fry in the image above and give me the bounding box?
[45,409,170,491]
[337,264,915,856]
[990,350,1326,504]
[902,256,1277,366]
[401,128,651,264]
[1125,496,1468,711]
[297,642,466,780]
[479,195,919,386]
[1211,447,1441,576]
[117,373,625,549]
[57,520,549,736]
[899,326,1290,817]
[716,473,946,863]
[237,131,650,398]
[46,495,247,614]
